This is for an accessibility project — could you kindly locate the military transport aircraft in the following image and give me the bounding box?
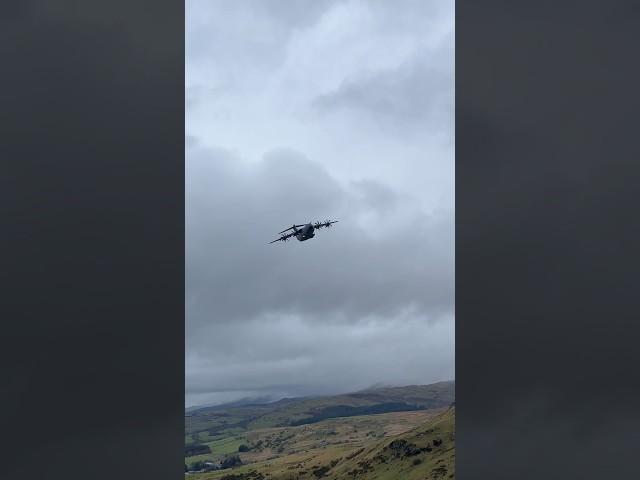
[269,220,338,244]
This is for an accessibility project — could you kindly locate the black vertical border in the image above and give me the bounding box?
[457,1,640,478]
[1,1,184,478]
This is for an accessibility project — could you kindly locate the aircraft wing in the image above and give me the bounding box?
[313,220,339,229]
[269,231,297,244]
[278,224,305,234]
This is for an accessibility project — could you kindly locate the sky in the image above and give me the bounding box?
[185,0,454,408]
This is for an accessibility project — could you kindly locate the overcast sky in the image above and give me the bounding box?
[185,0,454,408]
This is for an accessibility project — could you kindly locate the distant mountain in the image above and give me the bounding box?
[344,381,455,406]
[185,381,454,442]
[186,396,279,414]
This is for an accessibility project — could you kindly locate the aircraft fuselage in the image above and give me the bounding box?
[294,224,315,241]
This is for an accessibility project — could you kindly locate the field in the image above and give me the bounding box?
[185,382,455,479]
[188,407,454,479]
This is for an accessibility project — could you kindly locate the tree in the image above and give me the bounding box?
[221,454,242,469]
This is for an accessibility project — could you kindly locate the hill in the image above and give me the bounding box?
[330,406,455,479]
[186,381,454,444]
[185,382,454,477]
[189,407,455,479]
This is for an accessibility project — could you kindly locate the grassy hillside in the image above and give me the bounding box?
[330,407,455,480]
[188,407,455,479]
[186,382,454,442]
[185,382,454,478]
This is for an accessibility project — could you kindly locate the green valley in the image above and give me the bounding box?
[185,381,455,479]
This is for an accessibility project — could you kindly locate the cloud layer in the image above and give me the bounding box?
[186,0,454,407]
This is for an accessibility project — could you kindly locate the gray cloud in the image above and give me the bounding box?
[186,145,453,323]
[313,37,454,135]
[186,0,454,407]
[185,145,454,406]
[186,314,454,407]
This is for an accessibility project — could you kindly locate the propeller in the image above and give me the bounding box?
[270,220,337,243]
[269,234,289,244]
[311,219,338,229]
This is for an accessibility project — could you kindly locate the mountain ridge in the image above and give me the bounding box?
[186,381,455,448]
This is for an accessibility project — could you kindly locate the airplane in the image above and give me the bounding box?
[269,220,338,244]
